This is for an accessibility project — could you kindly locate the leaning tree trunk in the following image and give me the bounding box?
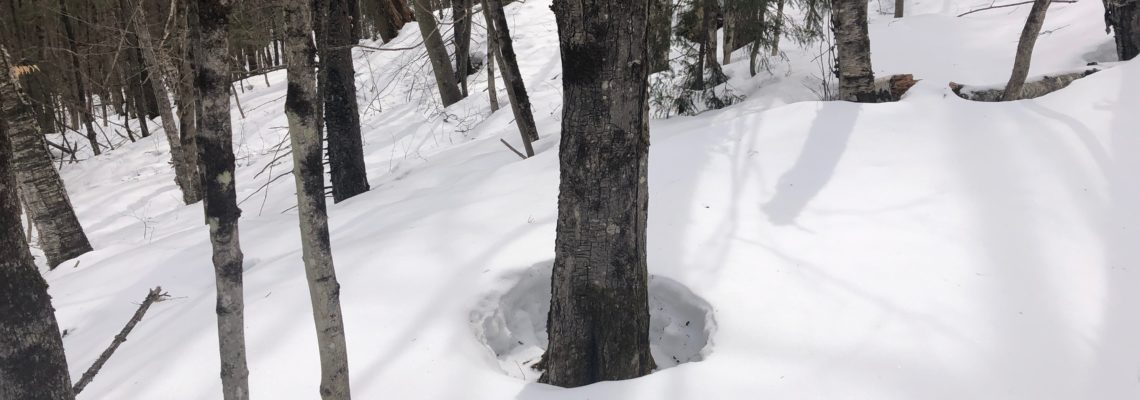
[0,85,75,400]
[282,0,353,398]
[648,0,674,73]
[482,2,501,112]
[1002,0,1052,101]
[832,0,877,102]
[1103,0,1139,60]
[453,0,473,97]
[486,0,538,156]
[128,0,202,204]
[542,0,656,388]
[412,0,463,106]
[0,48,93,269]
[194,1,251,399]
[57,0,100,155]
[324,0,371,203]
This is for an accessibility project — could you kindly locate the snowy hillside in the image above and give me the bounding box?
[42,0,1140,398]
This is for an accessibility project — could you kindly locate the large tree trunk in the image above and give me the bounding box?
[832,0,877,102]
[648,0,674,73]
[1002,0,1052,101]
[57,0,101,155]
[486,0,538,155]
[194,1,251,399]
[412,0,463,106]
[128,0,202,204]
[453,0,473,97]
[324,0,371,203]
[0,48,93,269]
[542,0,656,388]
[282,0,354,398]
[1103,0,1139,60]
[895,0,904,17]
[0,70,75,399]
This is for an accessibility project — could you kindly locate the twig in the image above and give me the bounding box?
[957,0,1076,17]
[499,138,528,160]
[72,287,169,395]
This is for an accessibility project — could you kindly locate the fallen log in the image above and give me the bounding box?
[949,68,1100,102]
[72,287,169,395]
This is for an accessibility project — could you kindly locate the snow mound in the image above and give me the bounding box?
[471,264,715,380]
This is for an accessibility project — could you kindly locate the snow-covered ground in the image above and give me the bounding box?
[42,0,1140,398]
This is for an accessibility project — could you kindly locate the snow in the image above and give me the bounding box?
[39,0,1140,398]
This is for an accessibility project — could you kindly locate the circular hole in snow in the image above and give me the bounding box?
[470,264,715,380]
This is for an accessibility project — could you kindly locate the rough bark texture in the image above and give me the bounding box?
[951,69,1099,101]
[325,0,371,203]
[648,0,674,73]
[483,5,501,113]
[832,0,877,102]
[412,0,463,106]
[487,0,539,154]
[542,0,656,388]
[57,0,100,155]
[195,1,251,399]
[283,0,354,398]
[177,0,203,204]
[0,48,93,269]
[0,71,75,400]
[128,0,202,204]
[1002,0,1052,101]
[1104,0,1139,60]
[453,0,473,97]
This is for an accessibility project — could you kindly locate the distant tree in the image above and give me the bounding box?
[0,46,75,400]
[1103,0,1139,60]
[832,0,877,102]
[1002,0,1052,101]
[0,46,92,269]
[56,0,101,155]
[282,0,354,398]
[649,0,675,73]
[193,1,251,398]
[542,0,656,388]
[485,0,538,156]
[412,0,463,106]
[453,0,473,97]
[481,3,501,112]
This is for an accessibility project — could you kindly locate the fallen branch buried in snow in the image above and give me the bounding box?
[957,0,1078,17]
[949,67,1100,101]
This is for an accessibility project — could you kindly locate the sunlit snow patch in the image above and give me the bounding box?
[471,263,716,380]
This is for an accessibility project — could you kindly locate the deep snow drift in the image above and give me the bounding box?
[38,0,1140,399]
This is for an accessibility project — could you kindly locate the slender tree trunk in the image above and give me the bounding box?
[177,0,202,203]
[648,0,674,73]
[1103,0,1140,60]
[0,48,93,269]
[194,1,251,398]
[0,75,75,399]
[57,0,101,155]
[128,0,202,204]
[486,0,538,155]
[723,0,736,64]
[412,0,463,106]
[832,0,877,102]
[542,0,656,388]
[482,3,500,112]
[771,0,784,56]
[323,0,371,202]
[895,0,904,17]
[453,0,473,97]
[282,0,353,398]
[1002,0,1052,101]
[704,0,720,70]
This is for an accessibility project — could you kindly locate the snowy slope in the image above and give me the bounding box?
[42,0,1140,399]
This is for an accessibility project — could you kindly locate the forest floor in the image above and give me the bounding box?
[40,0,1140,398]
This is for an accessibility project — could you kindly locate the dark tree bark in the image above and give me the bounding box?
[648,0,674,73]
[0,76,75,399]
[486,0,538,155]
[194,1,251,398]
[324,0,371,203]
[282,1,354,398]
[128,0,202,204]
[371,0,409,42]
[1104,0,1140,60]
[1002,0,1052,101]
[0,48,93,269]
[412,0,463,106]
[895,0,905,17]
[453,0,473,97]
[832,0,877,102]
[482,5,501,112]
[176,0,203,204]
[57,0,101,155]
[542,0,656,388]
